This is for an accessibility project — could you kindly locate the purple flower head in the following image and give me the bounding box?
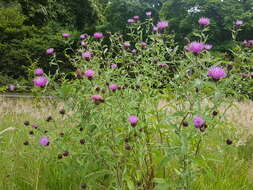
[33,76,48,87]
[93,32,104,39]
[123,42,131,48]
[8,84,16,91]
[46,48,54,55]
[80,33,88,39]
[241,73,250,77]
[146,11,152,17]
[128,115,138,127]
[204,44,213,50]
[133,16,140,20]
[84,69,95,80]
[40,137,49,146]
[198,17,210,26]
[91,94,103,101]
[91,94,104,105]
[159,63,168,67]
[82,52,93,60]
[186,42,205,55]
[62,33,71,38]
[128,18,135,23]
[157,21,169,29]
[208,66,226,80]
[193,116,205,128]
[235,20,243,26]
[34,68,44,76]
[153,25,158,32]
[111,64,117,68]
[109,84,119,91]
[140,42,147,47]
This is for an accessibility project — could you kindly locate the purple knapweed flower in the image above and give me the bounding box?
[128,115,138,127]
[62,33,71,38]
[93,32,103,39]
[82,52,93,60]
[186,42,205,55]
[34,68,44,76]
[128,18,135,23]
[91,94,104,105]
[235,20,243,26]
[140,42,147,47]
[159,63,168,67]
[241,73,250,77]
[208,66,226,80]
[123,42,131,48]
[8,84,16,91]
[153,25,158,32]
[84,69,95,80]
[109,84,119,91]
[198,17,210,26]
[193,116,205,128]
[133,16,140,20]
[46,48,54,55]
[157,21,169,29]
[33,76,48,87]
[40,137,49,146]
[80,33,88,39]
[146,11,152,17]
[204,44,213,50]
[111,64,117,69]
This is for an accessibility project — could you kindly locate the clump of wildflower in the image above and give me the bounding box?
[84,69,95,80]
[128,18,135,23]
[46,48,54,55]
[186,41,205,55]
[111,64,117,69]
[62,33,71,38]
[31,124,39,129]
[208,66,226,81]
[91,95,105,105]
[243,40,253,48]
[193,116,205,128]
[33,76,48,87]
[109,84,119,91]
[198,17,210,26]
[34,68,44,76]
[159,63,168,67]
[40,137,49,146]
[82,52,93,60]
[156,21,169,29]
[234,20,243,26]
[146,11,152,17]
[63,150,69,157]
[128,115,138,127]
[93,32,103,39]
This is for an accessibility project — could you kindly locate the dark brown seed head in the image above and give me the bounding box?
[182,121,189,127]
[44,130,48,134]
[227,64,233,71]
[59,132,64,137]
[58,154,63,159]
[23,141,29,146]
[125,144,132,150]
[80,139,86,144]
[79,127,84,132]
[81,184,87,189]
[63,150,69,157]
[29,131,34,135]
[124,137,130,143]
[59,109,66,115]
[24,121,30,126]
[212,111,218,116]
[46,116,53,122]
[226,139,233,145]
[95,87,101,92]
